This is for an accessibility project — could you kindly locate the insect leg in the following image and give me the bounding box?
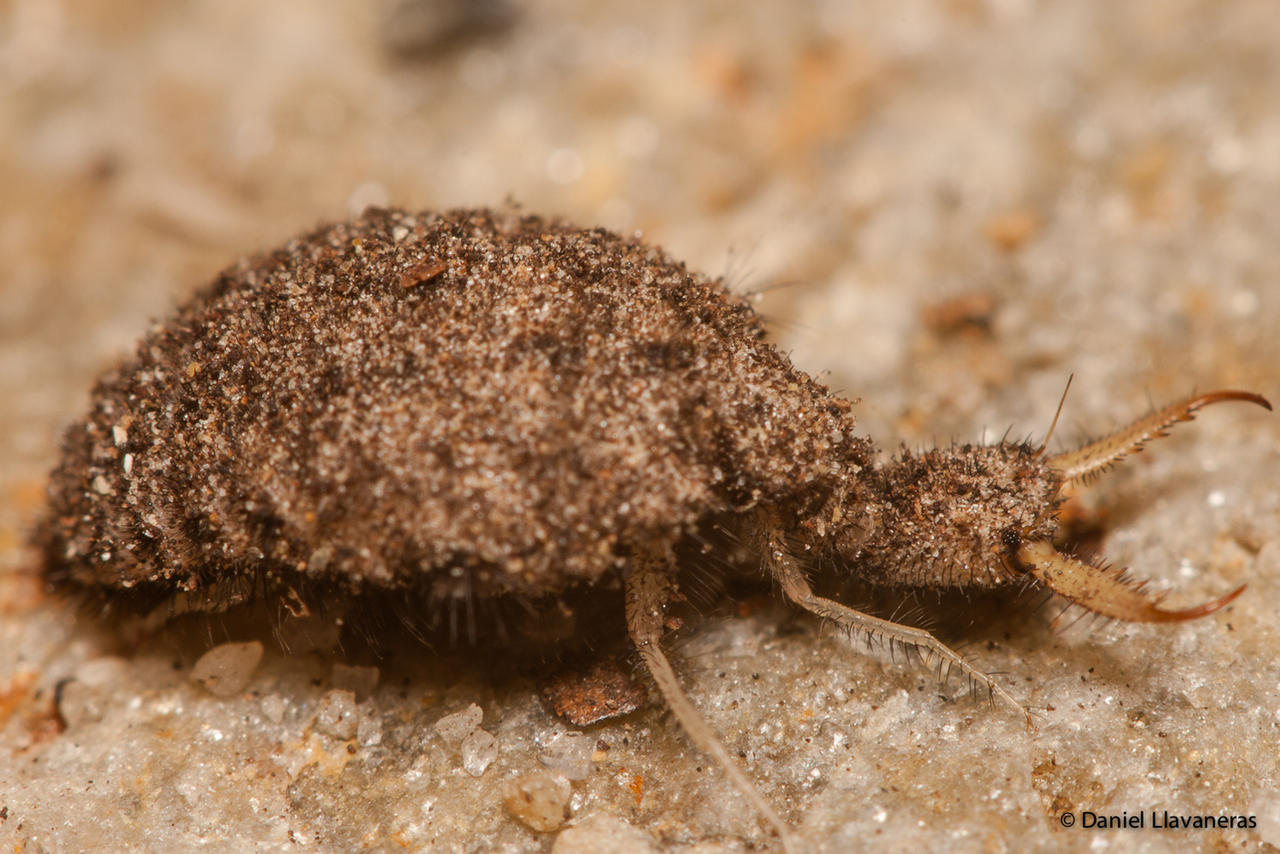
[760,530,1033,729]
[625,548,797,854]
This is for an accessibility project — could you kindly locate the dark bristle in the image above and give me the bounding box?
[33,205,1264,851]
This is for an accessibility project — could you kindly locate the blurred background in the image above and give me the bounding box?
[3,1,1279,851]
[4,0,1278,493]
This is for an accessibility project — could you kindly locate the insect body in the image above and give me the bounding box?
[39,208,1269,852]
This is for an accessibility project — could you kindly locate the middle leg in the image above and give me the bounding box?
[758,527,1031,728]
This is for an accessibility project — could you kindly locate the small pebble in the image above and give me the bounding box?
[502,770,572,832]
[537,730,593,780]
[190,641,264,697]
[56,681,105,728]
[434,703,482,744]
[315,689,358,740]
[260,694,288,724]
[461,728,498,777]
[552,814,656,854]
[356,710,383,747]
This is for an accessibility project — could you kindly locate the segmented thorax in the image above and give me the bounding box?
[839,443,1063,589]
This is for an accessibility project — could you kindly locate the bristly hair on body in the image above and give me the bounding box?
[37,207,1270,853]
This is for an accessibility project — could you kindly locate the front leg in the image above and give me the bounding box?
[759,527,1032,728]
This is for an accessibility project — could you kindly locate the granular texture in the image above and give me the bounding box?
[39,207,872,615]
[36,207,1267,851]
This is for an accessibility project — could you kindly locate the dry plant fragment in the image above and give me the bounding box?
[36,207,1270,851]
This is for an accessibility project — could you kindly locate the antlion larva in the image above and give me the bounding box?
[38,207,1270,852]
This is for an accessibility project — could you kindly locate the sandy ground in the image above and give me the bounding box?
[3,1,1280,852]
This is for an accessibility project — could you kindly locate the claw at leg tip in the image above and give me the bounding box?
[1017,541,1247,624]
[1148,583,1247,622]
[1192,389,1271,412]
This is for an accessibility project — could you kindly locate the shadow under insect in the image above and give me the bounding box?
[35,207,1270,853]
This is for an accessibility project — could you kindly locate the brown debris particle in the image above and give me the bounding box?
[398,255,446,288]
[539,656,648,727]
[921,291,999,336]
[983,209,1039,251]
[0,670,38,729]
[628,772,644,808]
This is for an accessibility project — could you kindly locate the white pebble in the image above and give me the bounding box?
[461,728,498,777]
[434,703,482,744]
[315,689,358,740]
[503,771,571,832]
[191,641,264,697]
[537,730,593,780]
